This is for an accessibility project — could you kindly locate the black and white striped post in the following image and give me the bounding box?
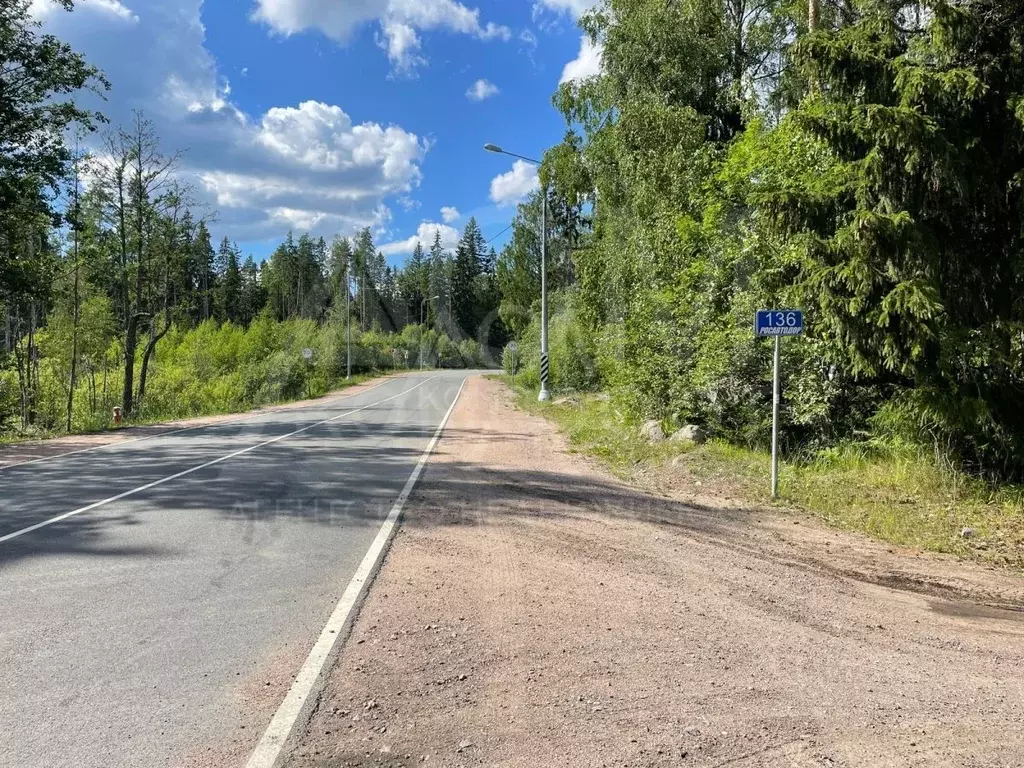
[538,187,550,402]
[485,143,551,402]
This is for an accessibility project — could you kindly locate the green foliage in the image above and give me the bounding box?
[518,388,1024,568]
[0,0,508,444]
[502,343,521,377]
[515,292,599,393]
[0,1,107,289]
[532,0,1024,481]
[2,310,486,438]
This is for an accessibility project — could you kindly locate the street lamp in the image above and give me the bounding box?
[484,143,551,402]
[420,295,440,371]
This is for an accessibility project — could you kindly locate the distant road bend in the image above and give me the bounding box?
[0,370,475,768]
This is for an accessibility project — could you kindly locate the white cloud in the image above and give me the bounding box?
[253,0,510,73]
[490,160,539,206]
[378,19,425,73]
[465,78,499,101]
[250,0,382,39]
[534,0,593,18]
[440,206,460,223]
[560,35,603,83]
[379,221,460,256]
[31,0,138,22]
[519,29,538,47]
[34,0,427,242]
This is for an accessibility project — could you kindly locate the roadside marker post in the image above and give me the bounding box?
[754,310,804,499]
[507,341,518,389]
[302,348,314,399]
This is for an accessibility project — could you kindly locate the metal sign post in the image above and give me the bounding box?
[507,341,518,389]
[754,310,804,499]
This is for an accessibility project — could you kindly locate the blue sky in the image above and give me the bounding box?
[31,0,601,266]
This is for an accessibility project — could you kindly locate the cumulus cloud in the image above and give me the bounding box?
[379,221,460,256]
[31,0,138,22]
[534,0,593,18]
[440,206,460,223]
[465,78,498,101]
[560,36,603,83]
[34,0,427,242]
[253,0,510,73]
[490,160,539,206]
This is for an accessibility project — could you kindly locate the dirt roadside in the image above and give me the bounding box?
[0,374,400,469]
[286,376,1024,768]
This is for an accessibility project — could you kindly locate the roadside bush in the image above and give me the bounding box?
[3,313,488,439]
[502,343,521,377]
[514,290,599,393]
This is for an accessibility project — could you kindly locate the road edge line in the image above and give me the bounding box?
[244,375,469,768]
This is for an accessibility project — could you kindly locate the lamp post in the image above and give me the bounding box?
[484,143,550,402]
[420,295,440,371]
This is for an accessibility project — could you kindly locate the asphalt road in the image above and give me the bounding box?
[0,370,474,768]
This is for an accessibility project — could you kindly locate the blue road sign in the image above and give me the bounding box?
[755,309,804,337]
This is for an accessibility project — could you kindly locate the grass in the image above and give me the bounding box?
[491,375,1024,569]
[0,372,379,446]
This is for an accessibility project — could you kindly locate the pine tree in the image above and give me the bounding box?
[353,228,376,330]
[214,237,236,322]
[239,255,265,326]
[329,236,353,310]
[192,221,216,323]
[397,240,427,327]
[763,0,1024,473]
[221,245,242,324]
[451,220,482,339]
[427,231,450,330]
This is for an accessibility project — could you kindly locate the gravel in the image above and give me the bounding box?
[287,376,1024,768]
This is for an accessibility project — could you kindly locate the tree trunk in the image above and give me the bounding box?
[117,161,134,418]
[67,246,80,433]
[138,307,170,410]
[808,0,819,32]
[3,295,10,353]
[12,312,27,428]
[27,300,37,427]
[122,314,145,417]
[67,143,84,433]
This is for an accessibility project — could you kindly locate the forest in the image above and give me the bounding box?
[0,0,508,437]
[5,0,1024,486]
[509,0,1024,482]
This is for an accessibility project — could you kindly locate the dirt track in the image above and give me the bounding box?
[287,376,1024,767]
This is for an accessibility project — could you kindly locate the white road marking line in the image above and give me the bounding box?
[0,375,402,473]
[0,376,437,545]
[245,375,468,768]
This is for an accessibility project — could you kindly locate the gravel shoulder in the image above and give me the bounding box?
[286,376,1024,768]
